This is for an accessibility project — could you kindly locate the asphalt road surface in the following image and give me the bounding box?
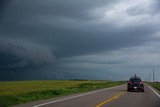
[16,84,160,107]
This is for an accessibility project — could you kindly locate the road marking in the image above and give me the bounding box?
[148,85,160,98]
[33,85,125,107]
[96,91,125,107]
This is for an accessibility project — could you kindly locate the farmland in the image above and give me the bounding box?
[0,80,125,107]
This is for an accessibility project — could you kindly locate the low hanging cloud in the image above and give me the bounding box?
[54,42,160,80]
[0,38,55,69]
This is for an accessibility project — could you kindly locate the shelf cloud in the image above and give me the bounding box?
[0,39,55,69]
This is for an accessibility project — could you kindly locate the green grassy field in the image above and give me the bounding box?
[0,80,125,107]
[148,82,160,91]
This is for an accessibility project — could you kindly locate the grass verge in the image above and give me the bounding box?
[0,80,125,107]
[148,82,160,91]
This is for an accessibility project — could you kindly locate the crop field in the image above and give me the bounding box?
[0,80,125,107]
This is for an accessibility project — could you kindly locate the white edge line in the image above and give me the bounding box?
[148,85,160,98]
[33,84,125,107]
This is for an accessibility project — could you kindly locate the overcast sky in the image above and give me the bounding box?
[0,0,160,81]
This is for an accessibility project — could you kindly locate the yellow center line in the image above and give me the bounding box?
[96,91,125,107]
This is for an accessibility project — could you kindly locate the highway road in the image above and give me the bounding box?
[16,84,160,107]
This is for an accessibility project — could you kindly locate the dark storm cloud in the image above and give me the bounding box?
[2,0,116,19]
[0,0,160,80]
[0,39,55,69]
[0,0,158,57]
[0,0,10,18]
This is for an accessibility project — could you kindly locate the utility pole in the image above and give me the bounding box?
[149,73,151,82]
[153,67,155,82]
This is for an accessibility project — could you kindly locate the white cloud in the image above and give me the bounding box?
[90,0,159,28]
